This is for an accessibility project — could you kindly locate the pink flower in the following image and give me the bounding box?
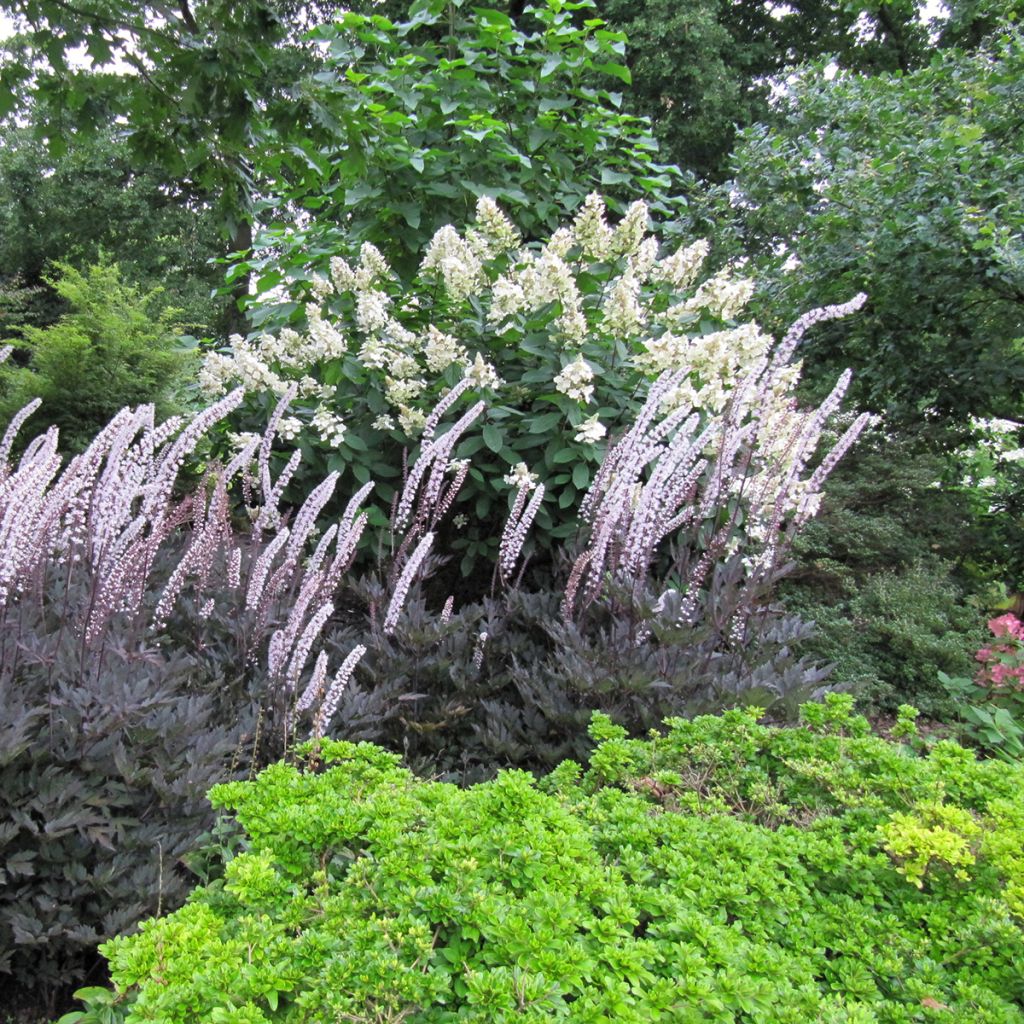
[989,662,1011,687]
[988,613,1024,640]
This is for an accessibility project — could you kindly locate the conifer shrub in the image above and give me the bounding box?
[65,696,1024,1024]
[0,260,194,453]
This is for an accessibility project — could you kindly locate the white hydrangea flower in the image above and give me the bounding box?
[384,319,419,349]
[311,406,347,446]
[686,268,755,321]
[521,251,578,313]
[385,376,426,406]
[556,300,588,346]
[629,236,660,282]
[309,274,333,300]
[278,416,303,441]
[422,225,484,302]
[572,193,613,260]
[601,269,644,338]
[651,239,710,290]
[543,227,575,260]
[554,354,595,403]
[227,430,259,451]
[659,379,701,415]
[234,349,285,393]
[610,200,649,258]
[267,327,307,368]
[574,414,606,444]
[488,274,527,326]
[635,331,689,374]
[373,414,396,430]
[503,462,539,490]
[397,405,427,435]
[306,304,347,358]
[465,353,503,390]
[357,243,391,287]
[330,256,357,292]
[355,289,392,334]
[358,336,397,370]
[423,325,468,372]
[198,353,233,397]
[389,353,421,380]
[466,197,521,259]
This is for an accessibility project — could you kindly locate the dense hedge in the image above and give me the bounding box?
[68,696,1024,1023]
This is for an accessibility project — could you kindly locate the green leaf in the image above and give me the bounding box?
[540,54,562,79]
[600,169,632,185]
[593,62,631,85]
[483,424,503,452]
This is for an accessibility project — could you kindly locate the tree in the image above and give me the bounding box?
[591,0,934,180]
[0,84,226,336]
[0,1,337,327]
[234,0,691,314]
[721,28,1024,426]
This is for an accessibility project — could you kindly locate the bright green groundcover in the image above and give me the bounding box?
[66,698,1024,1024]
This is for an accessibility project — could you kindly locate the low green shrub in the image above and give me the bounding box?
[68,696,1024,1024]
[785,561,985,719]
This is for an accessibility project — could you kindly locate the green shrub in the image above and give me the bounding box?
[786,561,986,719]
[0,260,194,452]
[781,427,991,716]
[70,697,1024,1024]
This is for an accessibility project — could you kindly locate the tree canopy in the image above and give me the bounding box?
[722,28,1024,426]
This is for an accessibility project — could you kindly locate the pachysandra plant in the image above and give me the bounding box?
[202,194,871,582]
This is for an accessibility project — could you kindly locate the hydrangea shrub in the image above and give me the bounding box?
[203,196,869,575]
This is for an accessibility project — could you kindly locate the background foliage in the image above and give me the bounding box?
[721,29,1024,426]
[234,0,689,307]
[0,91,226,337]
